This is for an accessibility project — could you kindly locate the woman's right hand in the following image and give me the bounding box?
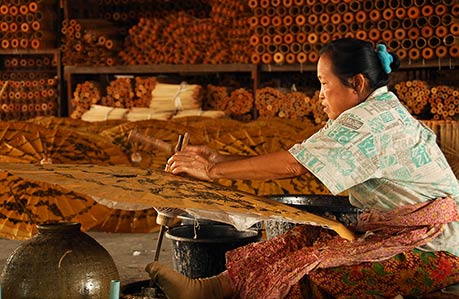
[165,145,218,181]
[166,145,256,181]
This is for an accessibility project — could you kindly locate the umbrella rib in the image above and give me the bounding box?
[9,186,37,224]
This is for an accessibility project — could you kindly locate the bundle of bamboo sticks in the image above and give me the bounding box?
[134,77,157,108]
[1,53,59,120]
[429,85,459,120]
[228,88,254,115]
[172,109,227,119]
[150,82,203,112]
[203,84,231,111]
[394,80,431,118]
[125,108,172,121]
[278,91,313,120]
[422,119,459,177]
[61,18,124,66]
[70,81,102,119]
[119,0,252,65]
[80,104,128,122]
[255,87,283,118]
[100,77,135,108]
[201,85,254,119]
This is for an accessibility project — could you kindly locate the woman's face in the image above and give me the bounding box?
[317,55,361,120]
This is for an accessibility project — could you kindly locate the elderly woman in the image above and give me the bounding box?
[147,38,459,299]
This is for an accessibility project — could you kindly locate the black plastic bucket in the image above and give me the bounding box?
[265,194,361,239]
[166,224,261,278]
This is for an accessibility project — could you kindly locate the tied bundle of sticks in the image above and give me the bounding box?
[429,85,459,121]
[203,84,230,111]
[119,0,252,65]
[204,86,254,119]
[227,88,254,118]
[71,77,159,120]
[394,80,431,118]
[255,87,284,118]
[100,77,135,109]
[135,77,158,108]
[80,104,128,122]
[70,81,101,119]
[255,87,317,121]
[278,91,314,120]
[150,82,202,113]
[61,19,124,66]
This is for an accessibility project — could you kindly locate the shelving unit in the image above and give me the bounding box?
[63,64,258,116]
[52,0,459,119]
[0,49,63,118]
[0,0,63,119]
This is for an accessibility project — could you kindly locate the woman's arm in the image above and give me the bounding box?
[167,147,307,181]
[210,150,308,180]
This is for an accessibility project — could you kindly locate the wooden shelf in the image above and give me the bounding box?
[259,58,459,72]
[399,58,459,70]
[260,64,317,73]
[0,49,60,56]
[64,64,257,75]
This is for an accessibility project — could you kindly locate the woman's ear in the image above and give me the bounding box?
[352,74,367,95]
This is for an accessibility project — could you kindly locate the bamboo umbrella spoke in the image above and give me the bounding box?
[94,208,161,233]
[0,143,37,162]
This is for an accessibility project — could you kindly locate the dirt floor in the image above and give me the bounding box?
[0,230,174,290]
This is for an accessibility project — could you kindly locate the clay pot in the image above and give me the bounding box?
[0,222,119,299]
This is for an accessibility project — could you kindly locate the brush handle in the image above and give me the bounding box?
[127,129,173,154]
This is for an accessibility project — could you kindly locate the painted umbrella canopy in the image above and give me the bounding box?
[173,116,244,144]
[27,116,94,132]
[0,163,355,241]
[27,116,128,135]
[0,169,111,240]
[0,121,130,165]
